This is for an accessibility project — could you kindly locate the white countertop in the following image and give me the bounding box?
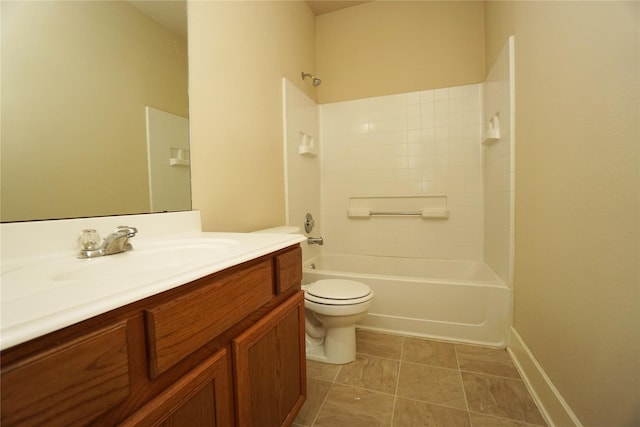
[1,212,305,350]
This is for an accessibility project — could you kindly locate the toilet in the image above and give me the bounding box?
[253,225,374,364]
[303,279,373,364]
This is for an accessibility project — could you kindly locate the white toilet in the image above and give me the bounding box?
[252,225,374,364]
[303,279,374,364]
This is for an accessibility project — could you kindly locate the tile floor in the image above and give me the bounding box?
[294,330,547,427]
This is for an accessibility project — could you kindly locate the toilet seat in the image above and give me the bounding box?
[304,279,373,305]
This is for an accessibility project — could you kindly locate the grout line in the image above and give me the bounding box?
[400,359,462,373]
[395,395,472,413]
[459,368,523,381]
[454,344,471,414]
[389,336,405,427]
[467,409,548,427]
[332,364,342,383]
[326,382,398,398]
[308,377,337,427]
[356,351,402,363]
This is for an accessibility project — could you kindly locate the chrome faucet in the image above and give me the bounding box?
[78,226,138,259]
[307,236,324,246]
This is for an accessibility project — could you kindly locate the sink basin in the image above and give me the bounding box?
[53,241,237,282]
[1,238,240,302]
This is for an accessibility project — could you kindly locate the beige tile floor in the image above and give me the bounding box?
[294,330,547,427]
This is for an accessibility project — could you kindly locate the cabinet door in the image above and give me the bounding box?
[233,291,306,427]
[121,349,232,427]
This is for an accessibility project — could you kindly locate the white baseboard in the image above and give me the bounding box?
[507,327,583,427]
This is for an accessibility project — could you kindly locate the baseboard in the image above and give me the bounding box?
[507,327,583,427]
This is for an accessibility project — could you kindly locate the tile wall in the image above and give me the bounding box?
[320,85,484,260]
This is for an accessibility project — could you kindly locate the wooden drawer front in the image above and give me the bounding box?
[275,246,302,294]
[146,260,273,377]
[1,321,130,427]
[121,349,232,427]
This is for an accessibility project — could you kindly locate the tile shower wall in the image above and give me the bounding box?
[483,36,515,287]
[283,78,322,261]
[320,85,484,260]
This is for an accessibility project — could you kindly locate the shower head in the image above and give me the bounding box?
[301,72,321,87]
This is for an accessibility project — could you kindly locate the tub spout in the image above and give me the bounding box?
[307,236,324,245]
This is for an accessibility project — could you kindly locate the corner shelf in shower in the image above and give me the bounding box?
[298,131,317,157]
[482,113,501,145]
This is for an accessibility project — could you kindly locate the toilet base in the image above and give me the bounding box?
[305,324,357,365]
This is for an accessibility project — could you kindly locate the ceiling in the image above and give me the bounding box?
[307,1,371,15]
[128,0,187,40]
[127,1,370,40]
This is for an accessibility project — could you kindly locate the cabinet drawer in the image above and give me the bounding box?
[275,246,302,294]
[145,260,273,377]
[1,321,130,427]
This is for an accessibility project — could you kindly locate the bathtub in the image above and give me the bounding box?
[302,254,512,347]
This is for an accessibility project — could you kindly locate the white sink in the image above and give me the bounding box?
[53,240,239,282]
[1,238,240,302]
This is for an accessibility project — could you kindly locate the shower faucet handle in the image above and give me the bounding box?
[304,213,315,233]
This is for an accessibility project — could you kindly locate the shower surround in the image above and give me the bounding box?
[283,36,515,344]
[320,85,484,261]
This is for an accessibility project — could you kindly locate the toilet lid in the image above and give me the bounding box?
[305,279,373,305]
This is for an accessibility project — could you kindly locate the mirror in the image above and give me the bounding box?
[1,0,189,222]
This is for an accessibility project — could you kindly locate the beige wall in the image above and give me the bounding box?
[188,0,316,232]
[486,2,639,425]
[484,1,514,79]
[1,1,188,222]
[315,1,485,103]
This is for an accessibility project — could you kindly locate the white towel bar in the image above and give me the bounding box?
[370,210,422,216]
[347,208,449,219]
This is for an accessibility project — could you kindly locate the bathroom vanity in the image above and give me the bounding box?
[0,213,307,426]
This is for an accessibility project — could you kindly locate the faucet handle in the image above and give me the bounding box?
[115,226,138,237]
[78,229,101,250]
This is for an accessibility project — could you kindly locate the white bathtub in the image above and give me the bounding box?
[303,254,512,347]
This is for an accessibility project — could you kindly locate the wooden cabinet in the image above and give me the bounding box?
[233,292,306,427]
[0,245,304,427]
